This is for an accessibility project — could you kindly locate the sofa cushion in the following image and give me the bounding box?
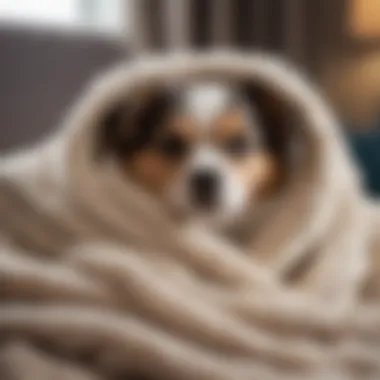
[0,24,125,153]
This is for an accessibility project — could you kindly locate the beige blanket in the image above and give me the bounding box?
[1,52,380,380]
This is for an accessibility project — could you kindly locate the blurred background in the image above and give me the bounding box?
[0,0,379,195]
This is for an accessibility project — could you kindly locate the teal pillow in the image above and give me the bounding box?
[348,130,380,197]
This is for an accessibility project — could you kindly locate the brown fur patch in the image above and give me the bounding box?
[212,108,250,141]
[165,114,200,140]
[125,149,181,194]
[124,114,200,195]
[235,153,281,199]
[210,108,282,198]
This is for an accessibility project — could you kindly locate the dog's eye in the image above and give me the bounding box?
[224,136,251,157]
[157,135,189,158]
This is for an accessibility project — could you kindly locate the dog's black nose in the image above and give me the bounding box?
[189,169,220,208]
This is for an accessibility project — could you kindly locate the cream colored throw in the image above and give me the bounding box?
[1,52,380,380]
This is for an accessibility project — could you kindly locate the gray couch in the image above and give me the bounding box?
[0,24,125,153]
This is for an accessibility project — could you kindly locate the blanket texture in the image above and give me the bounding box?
[1,52,380,380]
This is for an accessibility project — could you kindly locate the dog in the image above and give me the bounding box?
[101,79,292,231]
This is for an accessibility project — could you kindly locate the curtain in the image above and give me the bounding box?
[129,0,328,76]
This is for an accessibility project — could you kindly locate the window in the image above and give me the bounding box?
[0,0,126,34]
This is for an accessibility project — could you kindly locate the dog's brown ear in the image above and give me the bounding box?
[241,82,294,162]
[97,89,173,160]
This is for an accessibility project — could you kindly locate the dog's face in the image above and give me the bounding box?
[103,81,289,227]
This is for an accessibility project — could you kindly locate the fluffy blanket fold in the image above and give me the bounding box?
[1,52,380,380]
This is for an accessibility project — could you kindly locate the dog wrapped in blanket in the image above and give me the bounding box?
[1,52,380,380]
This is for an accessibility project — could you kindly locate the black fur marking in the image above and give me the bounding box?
[156,134,190,159]
[128,91,174,156]
[98,90,174,160]
[241,82,293,163]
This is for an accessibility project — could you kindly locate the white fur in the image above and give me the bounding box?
[183,83,233,130]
